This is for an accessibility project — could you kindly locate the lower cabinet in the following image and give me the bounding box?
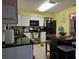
[2,45,33,59]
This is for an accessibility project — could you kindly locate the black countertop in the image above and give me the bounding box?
[3,43,33,48]
[2,33,40,48]
[2,39,40,48]
[2,32,45,48]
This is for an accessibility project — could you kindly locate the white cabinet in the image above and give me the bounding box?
[21,16,30,26]
[39,17,44,26]
[17,16,44,26]
[17,16,30,26]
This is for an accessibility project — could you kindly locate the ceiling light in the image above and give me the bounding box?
[38,1,56,12]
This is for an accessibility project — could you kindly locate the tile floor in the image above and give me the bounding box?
[33,43,50,59]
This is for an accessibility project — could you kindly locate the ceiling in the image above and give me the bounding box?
[18,0,76,13]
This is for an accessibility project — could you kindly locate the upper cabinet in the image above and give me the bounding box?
[21,16,30,26]
[17,16,44,26]
[2,0,18,24]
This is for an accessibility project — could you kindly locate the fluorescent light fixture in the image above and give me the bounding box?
[38,1,56,12]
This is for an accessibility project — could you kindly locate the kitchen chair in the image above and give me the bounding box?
[50,39,59,59]
[45,38,59,59]
[45,40,51,56]
[57,45,75,59]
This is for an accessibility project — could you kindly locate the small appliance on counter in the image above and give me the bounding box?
[5,29,14,44]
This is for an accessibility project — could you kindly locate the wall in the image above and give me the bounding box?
[18,10,54,17]
[53,6,76,35]
[18,2,76,35]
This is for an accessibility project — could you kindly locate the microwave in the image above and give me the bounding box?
[30,20,39,26]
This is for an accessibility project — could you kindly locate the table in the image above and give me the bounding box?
[46,34,76,59]
[47,34,76,44]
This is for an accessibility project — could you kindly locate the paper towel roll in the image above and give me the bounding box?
[5,29,14,44]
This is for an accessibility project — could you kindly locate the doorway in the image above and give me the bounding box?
[69,13,76,36]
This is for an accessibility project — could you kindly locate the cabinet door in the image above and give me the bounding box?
[2,47,17,59]
[2,5,17,19]
[17,15,22,26]
[2,45,33,59]
[16,45,33,59]
[39,17,44,26]
[2,0,17,24]
[21,16,30,26]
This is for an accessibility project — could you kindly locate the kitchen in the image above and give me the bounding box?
[2,0,76,59]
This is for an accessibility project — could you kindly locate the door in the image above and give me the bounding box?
[69,13,76,35]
